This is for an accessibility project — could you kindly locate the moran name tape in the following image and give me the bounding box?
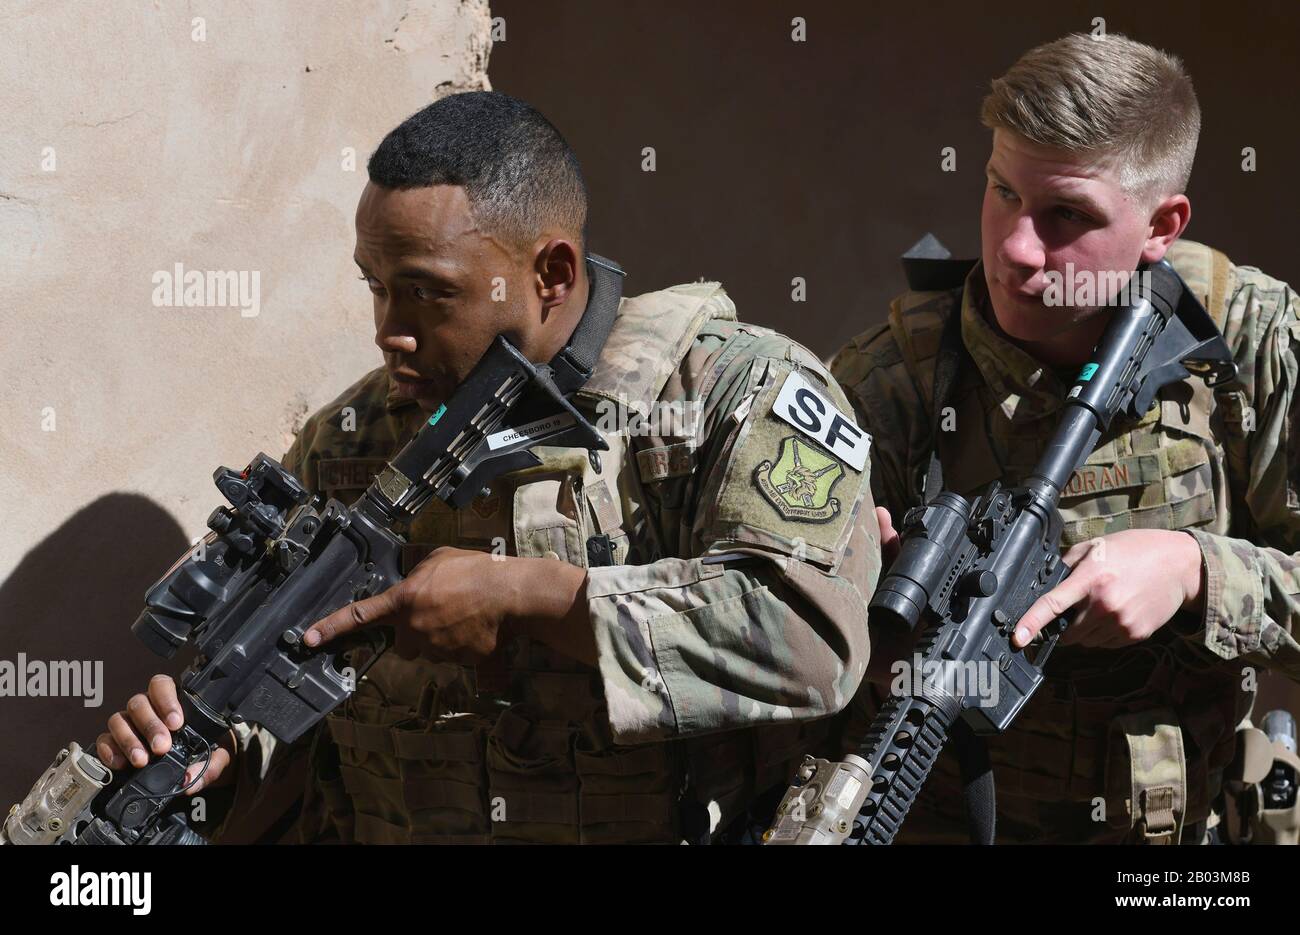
[772,370,869,471]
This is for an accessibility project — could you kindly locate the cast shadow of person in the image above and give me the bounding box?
[0,493,192,810]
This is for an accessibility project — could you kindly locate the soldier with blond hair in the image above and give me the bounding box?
[834,33,1300,843]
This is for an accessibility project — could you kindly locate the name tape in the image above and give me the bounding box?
[486,412,576,451]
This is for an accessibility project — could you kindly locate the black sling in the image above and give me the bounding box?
[900,234,997,846]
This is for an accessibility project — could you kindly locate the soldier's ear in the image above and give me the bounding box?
[1140,194,1191,265]
[534,238,581,311]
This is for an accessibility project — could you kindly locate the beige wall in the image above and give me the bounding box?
[0,0,490,577]
[0,0,490,804]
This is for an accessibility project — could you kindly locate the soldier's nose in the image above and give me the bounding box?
[376,332,417,354]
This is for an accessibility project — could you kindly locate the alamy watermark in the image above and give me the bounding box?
[0,655,103,707]
[151,263,261,318]
[50,866,151,915]
[593,396,703,438]
[889,653,1000,709]
[1042,264,1152,310]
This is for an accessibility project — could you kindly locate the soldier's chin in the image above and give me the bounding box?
[415,394,447,413]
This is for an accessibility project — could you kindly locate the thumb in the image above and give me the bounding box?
[184,745,232,795]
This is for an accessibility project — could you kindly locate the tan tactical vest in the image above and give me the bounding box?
[292,284,835,844]
[883,240,1248,843]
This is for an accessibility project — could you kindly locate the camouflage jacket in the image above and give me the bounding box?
[831,238,1300,841]
[213,279,880,844]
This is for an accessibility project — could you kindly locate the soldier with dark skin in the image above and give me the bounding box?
[95,92,882,842]
[100,182,601,784]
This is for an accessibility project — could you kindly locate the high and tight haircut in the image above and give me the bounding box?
[368,91,588,250]
[981,33,1201,204]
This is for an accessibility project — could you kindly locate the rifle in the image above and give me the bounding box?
[1,256,624,845]
[765,258,1237,844]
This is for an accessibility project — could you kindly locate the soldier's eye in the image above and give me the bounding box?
[993,184,1017,202]
[413,285,453,303]
[358,275,386,295]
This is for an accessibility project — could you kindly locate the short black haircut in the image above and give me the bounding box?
[368,91,587,250]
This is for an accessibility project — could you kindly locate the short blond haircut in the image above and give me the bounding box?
[981,33,1200,203]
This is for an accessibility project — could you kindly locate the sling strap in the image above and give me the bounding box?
[900,234,994,845]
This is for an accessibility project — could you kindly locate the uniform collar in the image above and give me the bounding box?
[960,262,1071,421]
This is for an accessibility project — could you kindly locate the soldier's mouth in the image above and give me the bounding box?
[390,372,441,399]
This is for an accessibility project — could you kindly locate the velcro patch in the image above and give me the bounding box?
[585,479,623,533]
[772,370,869,471]
[707,361,870,566]
[636,442,694,483]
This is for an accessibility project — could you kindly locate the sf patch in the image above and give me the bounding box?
[754,436,845,522]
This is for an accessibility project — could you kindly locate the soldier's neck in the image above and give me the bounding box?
[983,303,1110,369]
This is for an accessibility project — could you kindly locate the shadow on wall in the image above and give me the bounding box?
[0,493,192,811]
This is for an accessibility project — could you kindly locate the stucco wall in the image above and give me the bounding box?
[0,0,491,807]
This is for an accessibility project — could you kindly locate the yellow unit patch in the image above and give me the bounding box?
[755,436,845,523]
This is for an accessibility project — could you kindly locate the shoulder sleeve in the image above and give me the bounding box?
[1183,269,1300,677]
[585,329,880,743]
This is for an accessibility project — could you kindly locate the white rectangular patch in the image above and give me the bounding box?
[772,370,870,471]
[486,412,576,450]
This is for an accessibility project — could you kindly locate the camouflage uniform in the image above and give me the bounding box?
[213,279,880,844]
[832,239,1300,843]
